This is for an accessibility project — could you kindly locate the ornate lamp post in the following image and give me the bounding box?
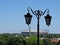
[24,7,52,45]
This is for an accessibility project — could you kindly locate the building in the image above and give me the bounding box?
[21,30,48,37]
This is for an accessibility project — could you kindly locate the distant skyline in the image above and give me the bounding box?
[0,0,60,34]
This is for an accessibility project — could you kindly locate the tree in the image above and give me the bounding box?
[7,36,25,45]
[0,33,11,45]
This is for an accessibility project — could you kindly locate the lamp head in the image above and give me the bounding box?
[45,14,52,26]
[24,12,32,26]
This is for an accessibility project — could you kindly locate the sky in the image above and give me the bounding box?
[0,0,60,34]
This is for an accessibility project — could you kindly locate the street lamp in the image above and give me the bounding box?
[24,7,52,45]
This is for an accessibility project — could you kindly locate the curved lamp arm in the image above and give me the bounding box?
[27,7,35,14]
[43,9,50,15]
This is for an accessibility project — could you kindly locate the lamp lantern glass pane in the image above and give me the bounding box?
[24,13,32,25]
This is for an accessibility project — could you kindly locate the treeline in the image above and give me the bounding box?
[0,33,60,45]
[40,34,60,38]
[0,33,25,45]
[49,34,60,38]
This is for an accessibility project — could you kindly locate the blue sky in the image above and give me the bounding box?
[0,0,60,34]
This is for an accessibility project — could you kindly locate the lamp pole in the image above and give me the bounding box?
[24,7,52,45]
[37,12,40,45]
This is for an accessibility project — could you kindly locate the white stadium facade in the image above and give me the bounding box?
[21,30,49,37]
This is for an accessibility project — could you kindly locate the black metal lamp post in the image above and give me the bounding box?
[24,7,52,45]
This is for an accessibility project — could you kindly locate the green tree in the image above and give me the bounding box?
[0,33,11,45]
[26,36,37,45]
[7,36,25,45]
